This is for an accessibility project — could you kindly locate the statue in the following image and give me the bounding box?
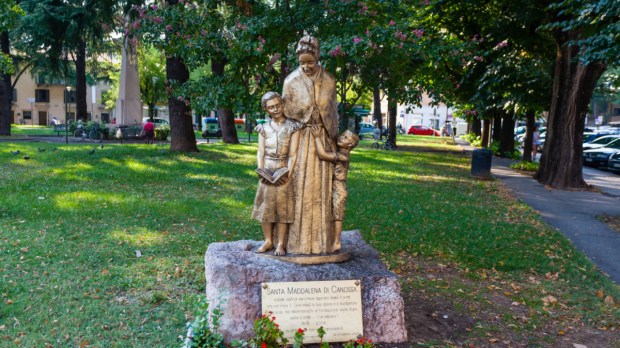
[310,126,360,252]
[252,92,302,256]
[282,35,340,255]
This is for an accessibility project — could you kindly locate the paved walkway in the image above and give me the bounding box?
[458,140,620,284]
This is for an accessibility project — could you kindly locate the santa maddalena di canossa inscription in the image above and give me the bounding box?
[261,280,363,344]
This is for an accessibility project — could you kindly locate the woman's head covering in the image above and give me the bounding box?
[295,35,320,60]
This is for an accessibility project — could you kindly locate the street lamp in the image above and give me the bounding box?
[28,97,35,127]
[152,76,159,120]
[65,86,72,144]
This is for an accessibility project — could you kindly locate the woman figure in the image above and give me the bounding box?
[282,35,339,254]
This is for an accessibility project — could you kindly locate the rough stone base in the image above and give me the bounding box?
[205,230,407,344]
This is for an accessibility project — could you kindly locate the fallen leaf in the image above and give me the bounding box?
[572,344,587,348]
[101,269,110,275]
[597,289,604,298]
[5,300,13,305]
[558,330,565,335]
[545,272,558,280]
[80,339,89,347]
[604,295,614,306]
[542,295,558,307]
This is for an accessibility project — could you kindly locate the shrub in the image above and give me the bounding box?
[510,160,539,172]
[155,125,171,140]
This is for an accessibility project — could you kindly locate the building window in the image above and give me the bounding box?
[23,111,32,119]
[12,88,17,102]
[65,90,76,103]
[101,113,110,123]
[35,89,50,102]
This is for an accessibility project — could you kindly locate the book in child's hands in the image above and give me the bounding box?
[255,167,289,184]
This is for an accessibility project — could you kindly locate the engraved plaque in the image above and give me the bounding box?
[261,280,363,343]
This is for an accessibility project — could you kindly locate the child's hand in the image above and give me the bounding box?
[310,125,321,137]
[275,173,289,186]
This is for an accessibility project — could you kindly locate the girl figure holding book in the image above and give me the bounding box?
[252,92,302,255]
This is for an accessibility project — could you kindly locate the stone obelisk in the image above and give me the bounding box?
[114,37,142,126]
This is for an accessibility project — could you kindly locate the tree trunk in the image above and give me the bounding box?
[534,35,606,188]
[387,98,397,147]
[0,31,11,136]
[499,111,515,157]
[492,113,502,142]
[373,85,382,137]
[522,110,535,162]
[211,57,239,144]
[471,116,481,136]
[481,118,491,148]
[166,55,198,152]
[75,39,87,121]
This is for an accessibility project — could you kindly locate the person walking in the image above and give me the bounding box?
[532,125,541,160]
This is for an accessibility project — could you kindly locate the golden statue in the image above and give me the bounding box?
[252,92,302,256]
[282,35,340,255]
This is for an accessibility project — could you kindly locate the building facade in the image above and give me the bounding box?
[10,72,112,126]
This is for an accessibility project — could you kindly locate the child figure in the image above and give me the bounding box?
[310,126,360,252]
[252,92,302,256]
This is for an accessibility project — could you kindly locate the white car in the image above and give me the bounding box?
[142,117,169,127]
[583,135,620,151]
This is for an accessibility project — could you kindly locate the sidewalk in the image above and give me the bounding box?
[457,139,620,284]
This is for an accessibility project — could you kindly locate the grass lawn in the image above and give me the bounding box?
[0,135,618,347]
[9,125,58,136]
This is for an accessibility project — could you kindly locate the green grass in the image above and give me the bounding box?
[9,124,58,136]
[0,135,618,346]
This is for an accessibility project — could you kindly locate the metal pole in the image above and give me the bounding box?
[30,101,33,127]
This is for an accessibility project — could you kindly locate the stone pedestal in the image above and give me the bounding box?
[205,230,407,344]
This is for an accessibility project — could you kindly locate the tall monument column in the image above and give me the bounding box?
[114,37,142,125]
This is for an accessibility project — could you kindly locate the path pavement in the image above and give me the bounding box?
[458,140,620,284]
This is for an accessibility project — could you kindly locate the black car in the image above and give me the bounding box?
[608,152,620,173]
[583,140,620,168]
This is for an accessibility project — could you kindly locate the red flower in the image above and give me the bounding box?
[297,328,304,334]
[261,342,267,348]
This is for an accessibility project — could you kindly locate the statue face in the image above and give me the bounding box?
[264,98,284,119]
[298,53,317,76]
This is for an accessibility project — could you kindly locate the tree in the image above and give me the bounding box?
[426,0,554,156]
[138,45,166,121]
[534,0,619,188]
[0,0,23,136]
[16,0,118,122]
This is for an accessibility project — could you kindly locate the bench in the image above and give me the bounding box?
[53,124,67,136]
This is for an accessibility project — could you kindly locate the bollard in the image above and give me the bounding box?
[471,148,493,179]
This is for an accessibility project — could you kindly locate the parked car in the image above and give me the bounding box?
[607,152,620,173]
[407,125,440,136]
[358,122,375,139]
[583,139,620,168]
[583,135,620,151]
[515,127,546,144]
[202,117,221,137]
[142,117,169,127]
